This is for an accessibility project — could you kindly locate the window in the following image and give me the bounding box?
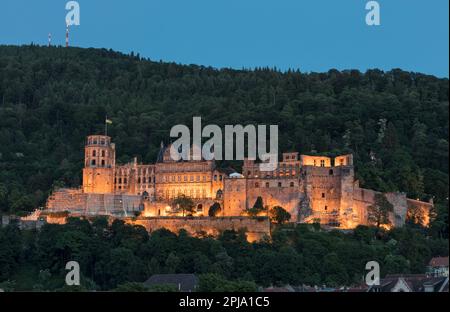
[124,178,127,184]
[322,193,325,198]
[91,159,96,166]
[290,182,294,187]
[219,175,223,181]
[278,182,282,188]
[320,160,325,167]
[324,206,328,211]
[265,182,270,188]
[214,175,217,181]
[313,160,316,166]
[329,169,334,176]
[101,150,105,157]
[255,182,259,188]
[340,159,344,166]
[92,150,96,157]
[197,204,203,212]
[101,159,105,166]
[138,177,141,184]
[119,178,122,184]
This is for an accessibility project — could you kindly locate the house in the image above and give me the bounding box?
[144,274,198,292]
[427,257,449,277]
[368,274,448,292]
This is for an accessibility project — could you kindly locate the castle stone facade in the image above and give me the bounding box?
[46,134,432,230]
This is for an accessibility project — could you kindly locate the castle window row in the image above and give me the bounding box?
[157,188,208,200]
[88,159,109,168]
[254,181,296,188]
[157,174,220,183]
[87,138,109,145]
[90,150,107,157]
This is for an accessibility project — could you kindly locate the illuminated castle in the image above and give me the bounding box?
[46,134,432,229]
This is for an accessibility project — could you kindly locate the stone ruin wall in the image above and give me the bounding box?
[129,216,271,242]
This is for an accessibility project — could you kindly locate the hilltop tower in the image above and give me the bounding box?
[82,135,116,194]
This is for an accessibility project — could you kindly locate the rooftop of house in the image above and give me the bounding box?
[429,256,449,267]
[370,274,448,292]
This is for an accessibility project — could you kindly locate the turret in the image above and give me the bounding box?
[82,135,116,194]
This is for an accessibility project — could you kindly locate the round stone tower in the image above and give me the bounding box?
[82,135,116,194]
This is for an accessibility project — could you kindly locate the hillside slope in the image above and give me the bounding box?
[0,45,448,214]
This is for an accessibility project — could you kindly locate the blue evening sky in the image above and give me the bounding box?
[0,0,448,77]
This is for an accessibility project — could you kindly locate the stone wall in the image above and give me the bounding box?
[129,216,271,242]
[46,188,143,217]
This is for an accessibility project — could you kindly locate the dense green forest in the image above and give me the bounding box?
[0,218,448,291]
[0,44,448,292]
[0,44,448,217]
[0,45,449,217]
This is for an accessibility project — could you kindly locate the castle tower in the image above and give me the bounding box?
[82,135,116,194]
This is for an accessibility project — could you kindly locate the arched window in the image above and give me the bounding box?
[290,182,294,187]
[92,150,96,157]
[101,150,106,157]
[265,182,270,188]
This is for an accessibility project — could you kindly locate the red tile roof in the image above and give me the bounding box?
[429,257,449,267]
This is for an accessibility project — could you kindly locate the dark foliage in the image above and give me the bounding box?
[0,45,448,215]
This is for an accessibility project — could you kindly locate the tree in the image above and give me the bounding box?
[198,273,257,292]
[367,194,394,228]
[269,206,291,224]
[245,196,267,217]
[171,195,195,217]
[114,282,148,292]
[208,202,221,217]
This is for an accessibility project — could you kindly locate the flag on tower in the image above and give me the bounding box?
[106,118,113,124]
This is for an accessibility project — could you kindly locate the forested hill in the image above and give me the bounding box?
[0,45,448,214]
